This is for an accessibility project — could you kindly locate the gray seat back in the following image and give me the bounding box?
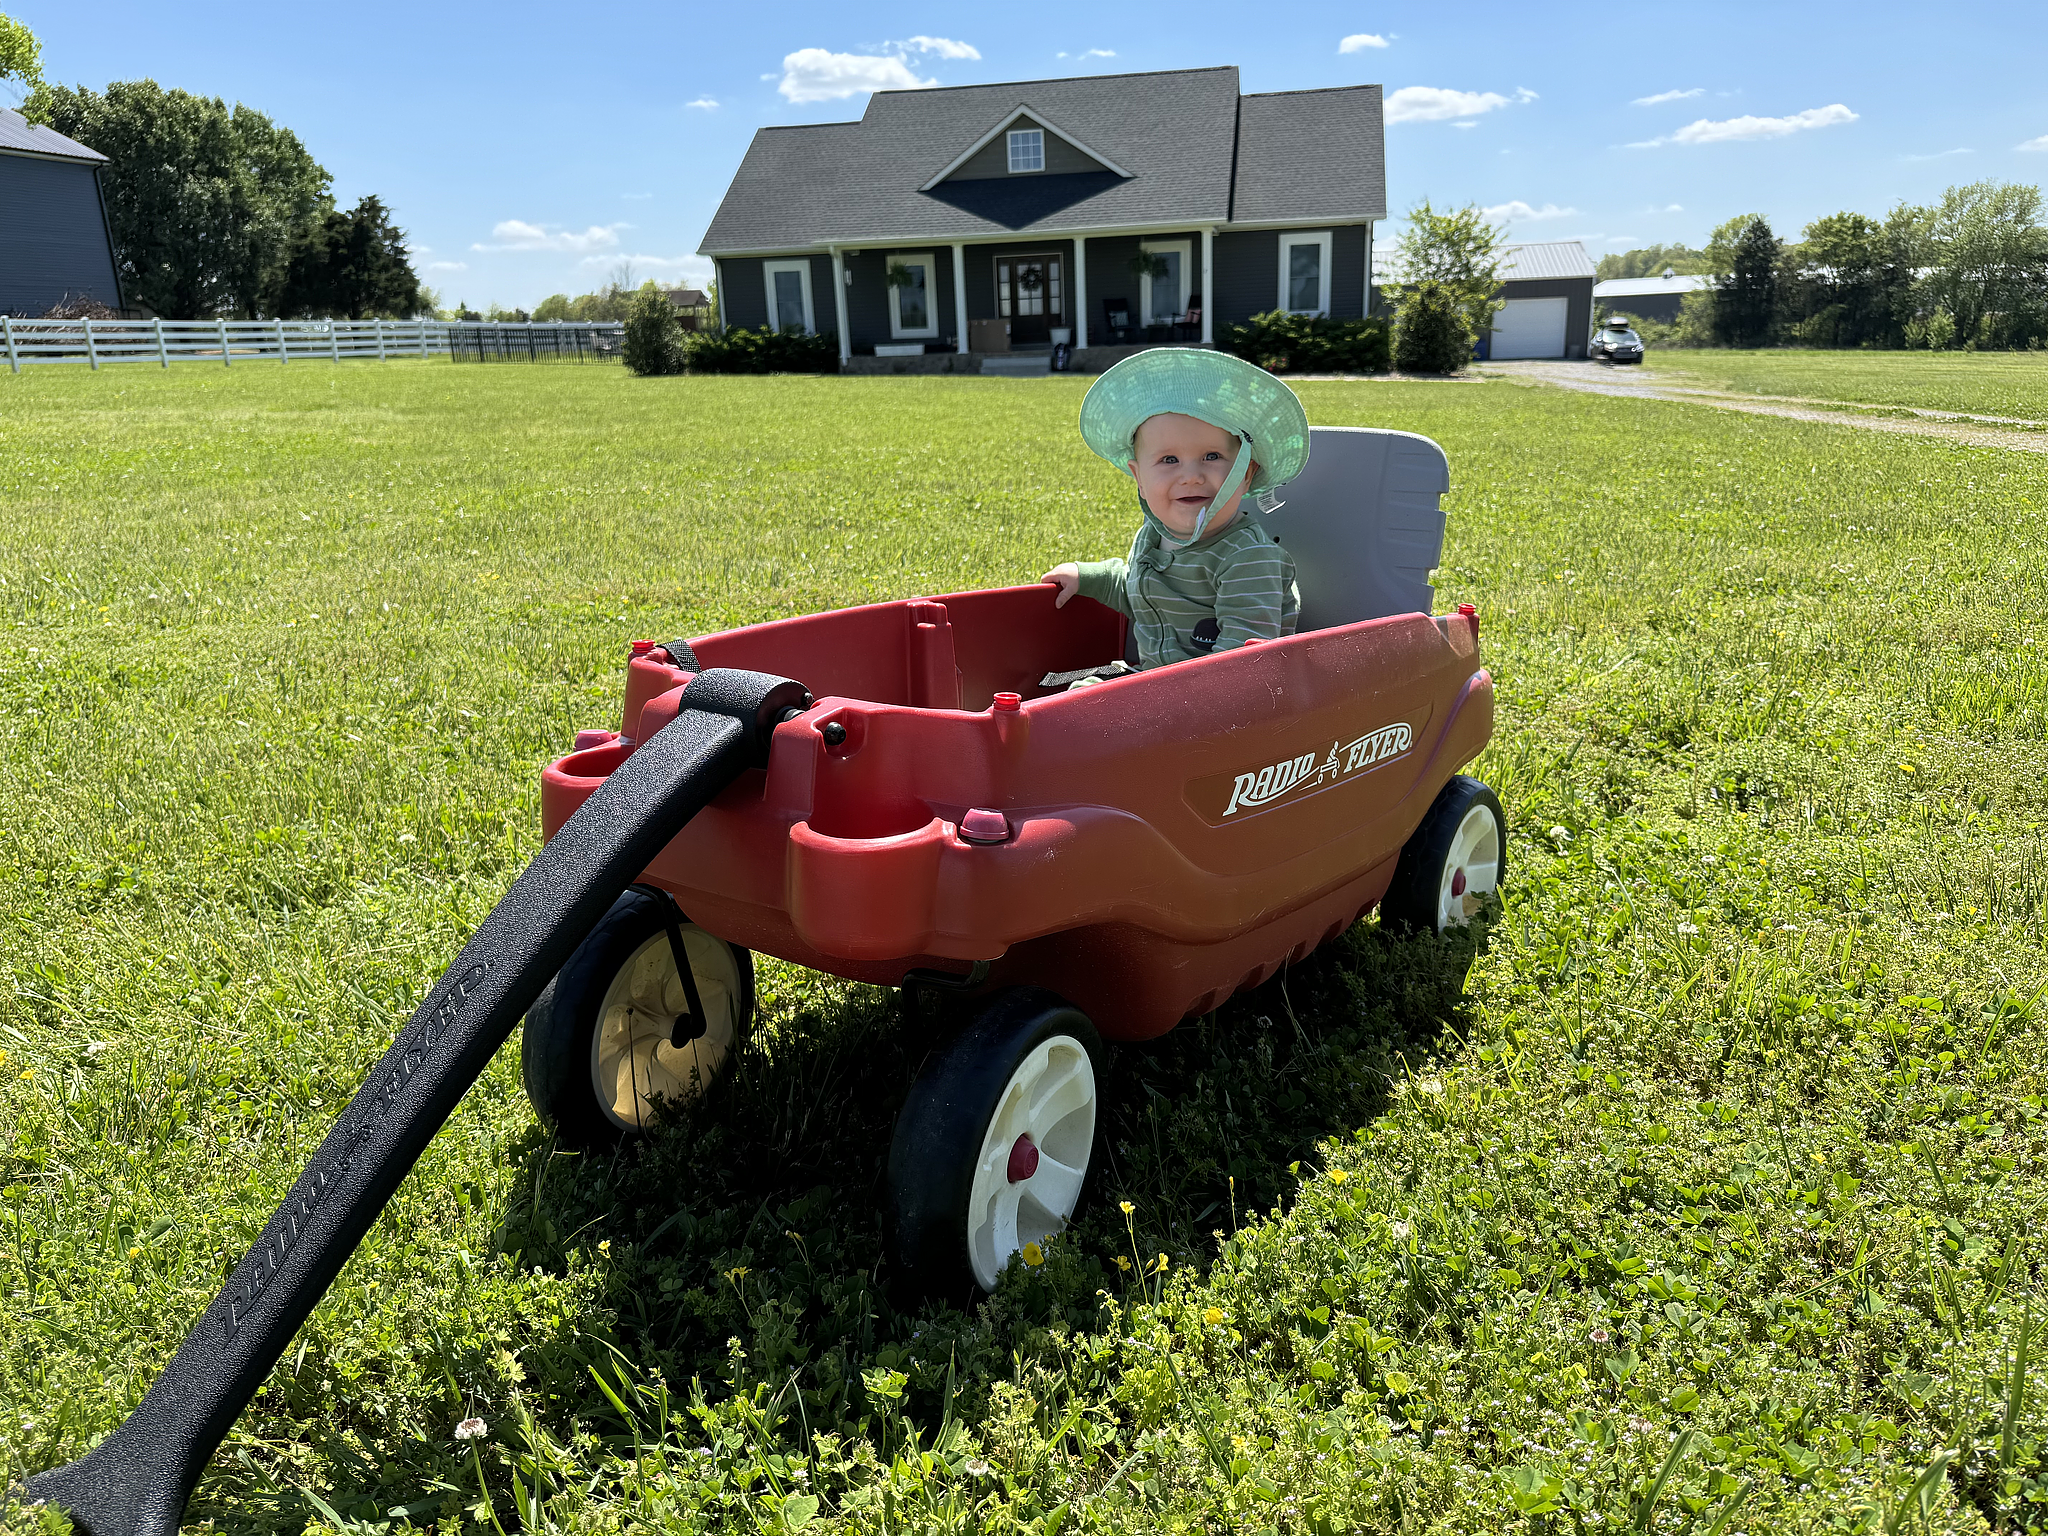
[1258,426,1452,630]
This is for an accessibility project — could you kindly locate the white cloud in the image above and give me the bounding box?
[1339,33,1389,51]
[894,35,980,58]
[1056,47,1116,59]
[778,48,936,101]
[425,261,467,273]
[1385,86,1510,123]
[1484,200,1577,222]
[686,97,718,110]
[1515,87,1538,103]
[473,220,628,253]
[2017,135,2048,152]
[1632,103,1857,147]
[1632,87,1703,106]
[1903,147,1972,162]
[583,252,716,284]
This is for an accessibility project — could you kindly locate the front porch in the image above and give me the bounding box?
[838,340,1214,377]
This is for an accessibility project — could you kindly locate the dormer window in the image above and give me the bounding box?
[1007,128,1044,174]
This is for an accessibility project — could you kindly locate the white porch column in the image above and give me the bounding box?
[952,242,968,352]
[1363,223,1375,316]
[1200,227,1215,345]
[1074,235,1088,350]
[830,248,851,364]
[714,261,727,330]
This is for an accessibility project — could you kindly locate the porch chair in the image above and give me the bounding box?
[1172,303,1203,342]
[1101,298,1133,343]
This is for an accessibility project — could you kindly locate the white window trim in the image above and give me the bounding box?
[887,251,940,339]
[1140,239,1193,326]
[1278,230,1333,317]
[763,258,814,334]
[1006,129,1044,174]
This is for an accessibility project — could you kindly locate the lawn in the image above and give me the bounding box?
[1641,347,2048,422]
[1,360,2045,1535]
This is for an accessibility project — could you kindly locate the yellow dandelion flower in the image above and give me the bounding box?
[1203,1307,1224,1326]
[1327,1168,1350,1184]
[128,1246,141,1259]
[1022,1242,1045,1267]
[598,1239,612,1253]
[1899,764,1916,774]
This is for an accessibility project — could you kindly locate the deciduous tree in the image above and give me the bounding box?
[32,80,329,318]
[1386,201,1503,348]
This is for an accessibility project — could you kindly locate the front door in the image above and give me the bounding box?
[997,254,1064,345]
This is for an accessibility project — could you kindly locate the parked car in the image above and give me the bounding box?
[1589,315,1644,365]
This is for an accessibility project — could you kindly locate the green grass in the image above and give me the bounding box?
[1641,348,2048,422]
[1,361,2046,1535]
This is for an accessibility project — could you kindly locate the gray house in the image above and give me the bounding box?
[698,67,1385,374]
[0,108,122,317]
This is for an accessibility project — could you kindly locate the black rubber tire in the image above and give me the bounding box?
[1378,775,1508,934]
[521,888,754,1150]
[886,988,1102,1304]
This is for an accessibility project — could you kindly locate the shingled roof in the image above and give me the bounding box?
[0,108,107,165]
[699,67,1385,255]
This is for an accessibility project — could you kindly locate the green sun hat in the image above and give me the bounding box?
[1078,347,1311,493]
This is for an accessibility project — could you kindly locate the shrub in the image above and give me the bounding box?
[1391,281,1473,374]
[622,286,684,376]
[682,324,839,375]
[1217,310,1389,374]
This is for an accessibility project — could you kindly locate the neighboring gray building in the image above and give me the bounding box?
[1594,270,1713,326]
[1488,241,1596,359]
[698,67,1385,371]
[0,108,122,317]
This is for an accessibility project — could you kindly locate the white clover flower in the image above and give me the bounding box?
[455,1417,487,1441]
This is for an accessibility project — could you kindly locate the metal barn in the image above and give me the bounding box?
[0,108,123,317]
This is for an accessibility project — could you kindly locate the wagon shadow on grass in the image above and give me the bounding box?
[486,915,1488,1417]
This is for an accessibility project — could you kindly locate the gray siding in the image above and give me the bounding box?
[962,237,1077,324]
[944,114,1113,181]
[1497,276,1595,359]
[0,155,120,315]
[842,246,960,352]
[716,254,837,336]
[1212,226,1369,327]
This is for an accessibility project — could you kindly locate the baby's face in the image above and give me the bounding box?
[1128,413,1259,539]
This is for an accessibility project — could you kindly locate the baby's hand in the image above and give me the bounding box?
[1040,563,1081,608]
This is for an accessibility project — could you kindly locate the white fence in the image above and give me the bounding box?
[0,317,625,372]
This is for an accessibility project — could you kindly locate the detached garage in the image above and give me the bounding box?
[1487,240,1595,359]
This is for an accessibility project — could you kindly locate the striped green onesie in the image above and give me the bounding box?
[1075,509,1300,669]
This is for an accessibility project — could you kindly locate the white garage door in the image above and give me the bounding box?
[1491,297,1569,359]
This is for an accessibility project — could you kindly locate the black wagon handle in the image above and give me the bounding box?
[27,668,811,1536]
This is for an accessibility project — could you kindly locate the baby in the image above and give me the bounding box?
[1041,349,1310,674]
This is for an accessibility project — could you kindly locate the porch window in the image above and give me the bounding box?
[1007,128,1044,173]
[888,252,939,339]
[1278,231,1333,316]
[1141,239,1192,324]
[764,258,814,334]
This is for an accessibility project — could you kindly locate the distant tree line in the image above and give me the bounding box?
[1608,182,2048,351]
[22,73,422,320]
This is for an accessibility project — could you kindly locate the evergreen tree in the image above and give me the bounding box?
[1708,215,1780,346]
[275,196,422,318]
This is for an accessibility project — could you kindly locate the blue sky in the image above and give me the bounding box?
[12,0,2047,308]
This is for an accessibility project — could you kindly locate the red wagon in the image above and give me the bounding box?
[31,428,1507,1533]
[521,426,1503,1293]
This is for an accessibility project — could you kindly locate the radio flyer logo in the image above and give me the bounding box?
[1224,722,1413,817]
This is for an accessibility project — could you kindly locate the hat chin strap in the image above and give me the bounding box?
[1158,436,1254,550]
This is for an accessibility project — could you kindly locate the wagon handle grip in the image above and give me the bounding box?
[27,669,811,1536]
